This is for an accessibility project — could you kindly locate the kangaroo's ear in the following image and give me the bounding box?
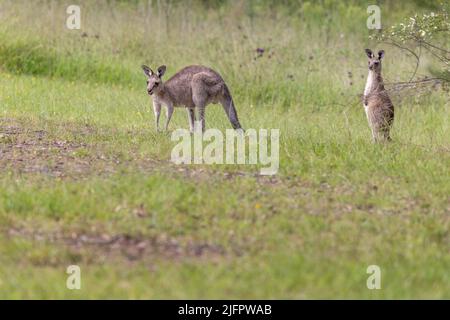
[365,49,373,58]
[157,65,166,78]
[142,65,153,77]
[378,50,385,60]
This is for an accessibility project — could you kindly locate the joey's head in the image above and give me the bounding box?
[141,65,167,96]
[365,49,385,72]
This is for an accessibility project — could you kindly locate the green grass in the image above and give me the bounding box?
[0,0,449,299]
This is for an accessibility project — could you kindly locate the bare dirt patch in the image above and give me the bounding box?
[7,226,229,265]
[0,118,285,185]
[0,119,121,178]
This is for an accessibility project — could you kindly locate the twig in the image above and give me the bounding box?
[381,40,421,82]
[417,38,450,55]
[410,44,421,82]
[423,45,450,64]
[385,77,444,86]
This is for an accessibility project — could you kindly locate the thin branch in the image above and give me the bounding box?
[423,44,450,64]
[420,42,450,62]
[410,44,421,82]
[385,77,444,85]
[381,40,420,62]
[381,40,421,82]
[418,38,450,55]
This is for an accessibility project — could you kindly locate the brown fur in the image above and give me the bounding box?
[363,49,394,142]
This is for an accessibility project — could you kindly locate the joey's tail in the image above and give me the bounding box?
[221,84,242,130]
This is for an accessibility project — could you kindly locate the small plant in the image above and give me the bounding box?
[371,5,449,83]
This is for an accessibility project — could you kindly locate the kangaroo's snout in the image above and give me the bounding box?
[368,60,380,71]
[370,61,379,68]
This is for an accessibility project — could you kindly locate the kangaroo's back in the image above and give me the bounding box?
[166,65,224,87]
[163,65,224,106]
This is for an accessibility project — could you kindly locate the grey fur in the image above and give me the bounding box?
[141,65,242,132]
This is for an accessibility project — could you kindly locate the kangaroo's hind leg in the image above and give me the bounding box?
[192,85,208,132]
[187,108,196,133]
[196,105,206,132]
[192,93,206,132]
[382,113,393,142]
[381,127,391,142]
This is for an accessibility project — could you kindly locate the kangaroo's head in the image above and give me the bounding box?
[141,65,167,96]
[365,49,385,72]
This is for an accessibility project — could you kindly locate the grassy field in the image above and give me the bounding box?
[0,0,449,299]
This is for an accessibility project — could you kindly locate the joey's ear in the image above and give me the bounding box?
[141,65,153,77]
[365,49,373,58]
[378,50,385,60]
[157,65,166,78]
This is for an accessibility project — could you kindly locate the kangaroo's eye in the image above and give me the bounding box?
[154,82,159,87]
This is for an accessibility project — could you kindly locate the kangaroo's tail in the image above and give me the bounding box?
[221,84,242,130]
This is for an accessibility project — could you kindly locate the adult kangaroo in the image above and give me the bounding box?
[363,49,394,142]
[141,65,242,132]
